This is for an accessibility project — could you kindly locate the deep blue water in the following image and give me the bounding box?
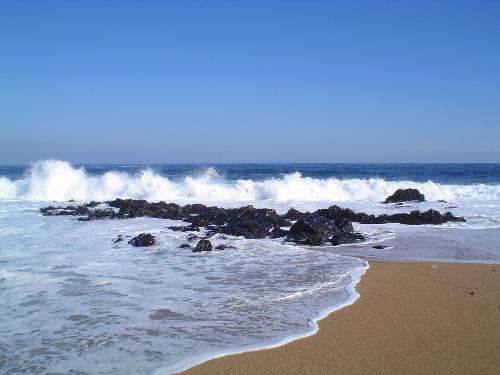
[1,163,500,184]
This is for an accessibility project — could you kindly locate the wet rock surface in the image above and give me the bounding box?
[128,233,156,247]
[41,199,466,247]
[384,188,425,203]
[194,239,213,252]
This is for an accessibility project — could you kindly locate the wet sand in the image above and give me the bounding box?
[181,261,500,375]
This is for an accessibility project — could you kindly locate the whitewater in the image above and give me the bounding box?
[1,160,499,374]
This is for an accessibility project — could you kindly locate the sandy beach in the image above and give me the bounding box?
[181,261,500,375]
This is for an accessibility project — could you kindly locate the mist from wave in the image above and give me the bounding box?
[1,160,500,203]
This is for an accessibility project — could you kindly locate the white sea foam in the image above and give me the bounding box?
[1,160,500,203]
[0,203,367,374]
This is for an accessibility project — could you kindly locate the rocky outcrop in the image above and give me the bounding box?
[79,208,117,221]
[286,214,363,246]
[313,205,465,225]
[41,199,466,247]
[282,208,307,221]
[194,239,212,252]
[109,199,184,220]
[128,233,156,247]
[384,188,425,203]
[221,205,283,239]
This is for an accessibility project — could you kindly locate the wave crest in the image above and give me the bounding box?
[0,160,499,202]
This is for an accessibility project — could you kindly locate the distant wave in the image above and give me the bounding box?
[0,160,499,202]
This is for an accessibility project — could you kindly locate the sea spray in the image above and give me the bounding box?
[1,160,500,202]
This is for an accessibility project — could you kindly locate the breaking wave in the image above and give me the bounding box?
[1,160,499,202]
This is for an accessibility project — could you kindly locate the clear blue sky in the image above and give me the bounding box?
[1,0,499,164]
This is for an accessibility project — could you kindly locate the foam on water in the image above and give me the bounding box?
[1,160,500,202]
[0,201,367,374]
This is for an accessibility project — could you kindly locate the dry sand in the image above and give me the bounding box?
[181,261,500,375]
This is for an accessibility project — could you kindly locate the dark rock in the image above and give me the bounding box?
[182,223,200,232]
[109,199,184,220]
[41,205,90,216]
[289,215,341,236]
[188,216,209,228]
[314,206,356,229]
[168,225,184,232]
[179,243,191,248]
[330,232,365,246]
[288,232,326,246]
[438,200,447,203]
[113,235,124,243]
[286,214,365,246]
[85,200,101,208]
[282,208,306,221]
[168,224,199,232]
[384,188,425,203]
[269,227,289,238]
[41,199,466,248]
[82,208,116,221]
[222,205,278,239]
[372,245,389,249]
[287,214,342,246]
[215,244,236,250]
[194,239,212,252]
[386,210,465,225]
[128,233,156,247]
[313,205,464,226]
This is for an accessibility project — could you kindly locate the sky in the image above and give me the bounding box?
[1,0,499,164]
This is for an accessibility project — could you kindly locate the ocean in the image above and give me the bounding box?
[1,160,499,374]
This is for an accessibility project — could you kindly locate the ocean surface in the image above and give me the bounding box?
[1,160,499,374]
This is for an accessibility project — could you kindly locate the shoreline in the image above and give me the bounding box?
[151,261,369,375]
[180,261,500,375]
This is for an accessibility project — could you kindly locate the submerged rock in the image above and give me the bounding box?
[179,243,191,249]
[78,208,116,221]
[384,188,425,203]
[113,235,124,243]
[41,205,90,216]
[194,239,213,252]
[215,244,236,250]
[128,233,156,247]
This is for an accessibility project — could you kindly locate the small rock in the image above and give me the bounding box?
[128,233,156,247]
[372,245,389,249]
[215,244,236,250]
[179,243,191,249]
[168,226,184,232]
[194,239,213,252]
[114,235,124,243]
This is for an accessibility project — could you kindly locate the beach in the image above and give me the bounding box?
[181,261,500,375]
[1,163,499,374]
